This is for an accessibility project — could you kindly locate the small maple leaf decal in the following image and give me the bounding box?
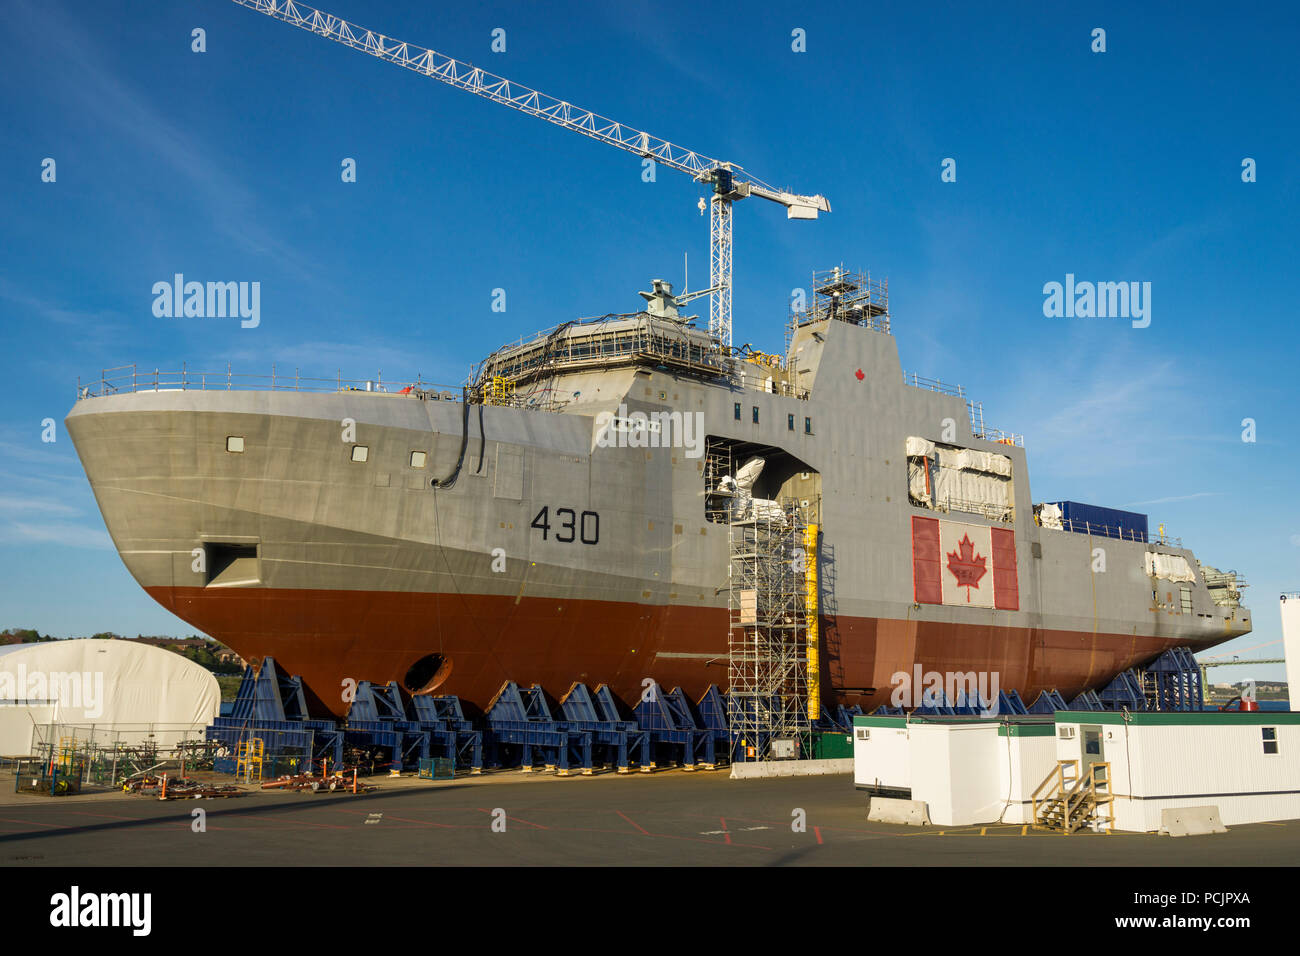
[946,534,987,601]
[855,368,865,380]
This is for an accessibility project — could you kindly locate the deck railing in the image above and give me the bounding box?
[901,372,1025,447]
[901,371,966,398]
[76,364,462,401]
[1040,516,1182,548]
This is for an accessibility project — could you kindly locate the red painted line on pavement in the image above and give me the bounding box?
[814,825,823,844]
[328,807,461,828]
[616,810,650,835]
[0,817,65,829]
[720,816,731,845]
[476,807,547,830]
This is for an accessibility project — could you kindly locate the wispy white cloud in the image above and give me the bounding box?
[0,496,81,517]
[12,0,321,284]
[1123,492,1222,508]
[0,521,113,550]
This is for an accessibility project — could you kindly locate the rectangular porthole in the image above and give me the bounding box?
[226,436,244,453]
[410,450,427,468]
[733,402,741,421]
[752,406,759,424]
[351,445,369,463]
[1263,727,1278,755]
[787,414,795,431]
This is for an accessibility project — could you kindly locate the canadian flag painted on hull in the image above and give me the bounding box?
[911,515,1019,610]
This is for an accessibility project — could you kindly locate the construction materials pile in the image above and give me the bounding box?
[123,774,243,800]
[260,770,375,794]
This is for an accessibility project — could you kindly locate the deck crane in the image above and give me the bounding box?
[229,0,830,349]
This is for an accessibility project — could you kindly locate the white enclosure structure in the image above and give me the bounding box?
[0,639,220,756]
[855,711,1300,831]
[1053,711,1300,832]
[854,715,1057,825]
[852,717,912,796]
[1282,592,1300,705]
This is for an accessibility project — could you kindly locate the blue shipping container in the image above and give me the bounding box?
[1049,501,1149,541]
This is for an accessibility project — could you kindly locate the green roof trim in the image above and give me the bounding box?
[852,715,1057,734]
[999,723,1055,737]
[1055,710,1300,727]
[852,715,908,728]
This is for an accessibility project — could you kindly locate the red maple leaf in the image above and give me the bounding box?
[854,368,865,380]
[946,534,987,601]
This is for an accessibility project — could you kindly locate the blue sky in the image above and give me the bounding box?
[1,0,1296,682]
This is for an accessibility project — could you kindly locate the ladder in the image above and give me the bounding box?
[236,737,264,783]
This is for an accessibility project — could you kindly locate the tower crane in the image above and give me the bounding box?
[229,0,830,349]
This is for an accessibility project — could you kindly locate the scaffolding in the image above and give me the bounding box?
[727,496,811,762]
[473,312,728,394]
[788,265,890,346]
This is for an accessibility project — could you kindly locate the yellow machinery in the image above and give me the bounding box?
[482,375,516,406]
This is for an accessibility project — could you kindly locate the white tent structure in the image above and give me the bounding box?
[0,639,220,756]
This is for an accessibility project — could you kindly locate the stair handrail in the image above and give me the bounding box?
[1031,759,1078,829]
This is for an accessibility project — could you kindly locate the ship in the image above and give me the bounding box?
[65,268,1251,716]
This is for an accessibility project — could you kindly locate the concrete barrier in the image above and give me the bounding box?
[867,797,932,826]
[1160,806,1227,837]
[729,758,853,779]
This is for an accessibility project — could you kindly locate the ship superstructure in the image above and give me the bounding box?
[66,269,1251,716]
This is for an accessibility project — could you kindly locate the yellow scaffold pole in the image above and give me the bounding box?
[805,523,820,721]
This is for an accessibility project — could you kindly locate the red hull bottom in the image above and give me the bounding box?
[149,586,1201,718]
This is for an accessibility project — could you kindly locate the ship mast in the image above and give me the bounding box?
[228,0,830,349]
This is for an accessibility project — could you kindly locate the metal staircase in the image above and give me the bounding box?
[1032,760,1115,833]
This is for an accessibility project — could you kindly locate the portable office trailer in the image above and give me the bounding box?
[909,721,1002,825]
[995,721,1059,824]
[1053,711,1300,832]
[853,715,1058,826]
[852,716,912,797]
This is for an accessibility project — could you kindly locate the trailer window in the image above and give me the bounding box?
[1263,727,1278,755]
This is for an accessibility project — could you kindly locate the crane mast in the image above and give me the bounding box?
[230,0,829,348]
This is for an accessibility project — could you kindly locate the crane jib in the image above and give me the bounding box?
[229,0,830,349]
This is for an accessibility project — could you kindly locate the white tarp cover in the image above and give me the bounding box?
[1038,502,1064,530]
[1145,551,1196,583]
[933,466,1012,513]
[905,436,935,458]
[719,458,787,525]
[933,446,1012,476]
[956,449,1013,477]
[908,459,932,504]
[0,639,220,755]
[909,442,1014,515]
[734,457,765,493]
